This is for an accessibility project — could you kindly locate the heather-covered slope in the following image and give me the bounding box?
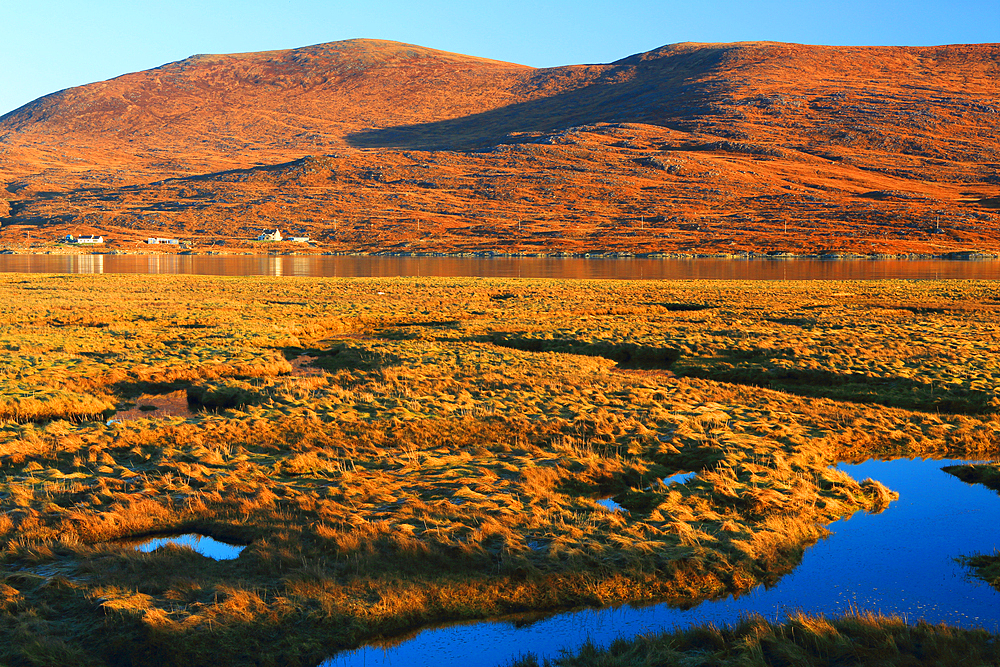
[0,39,534,186]
[0,39,998,255]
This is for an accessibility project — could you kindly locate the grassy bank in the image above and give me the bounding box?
[0,275,998,665]
[943,462,1000,589]
[508,611,1000,666]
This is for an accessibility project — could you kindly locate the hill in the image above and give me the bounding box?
[1,39,998,255]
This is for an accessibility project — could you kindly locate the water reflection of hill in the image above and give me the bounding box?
[3,255,1000,279]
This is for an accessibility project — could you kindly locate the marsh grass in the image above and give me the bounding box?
[0,275,997,665]
[508,611,1000,666]
[674,352,999,414]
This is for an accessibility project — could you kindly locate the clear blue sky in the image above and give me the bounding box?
[2,0,997,116]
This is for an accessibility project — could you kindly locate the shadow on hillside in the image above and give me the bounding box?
[345,48,730,151]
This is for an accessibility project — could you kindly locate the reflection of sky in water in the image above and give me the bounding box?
[598,473,698,512]
[323,458,1000,667]
[594,498,625,512]
[132,534,244,560]
[654,471,697,487]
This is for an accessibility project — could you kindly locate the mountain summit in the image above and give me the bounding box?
[0,39,534,183]
[1,39,998,255]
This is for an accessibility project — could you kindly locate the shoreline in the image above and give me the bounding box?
[0,247,998,261]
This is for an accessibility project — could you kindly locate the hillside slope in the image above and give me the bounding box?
[0,39,998,255]
[0,39,534,187]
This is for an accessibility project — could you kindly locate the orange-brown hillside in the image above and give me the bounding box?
[1,39,998,255]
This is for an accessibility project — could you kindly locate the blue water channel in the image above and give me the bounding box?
[322,457,1000,667]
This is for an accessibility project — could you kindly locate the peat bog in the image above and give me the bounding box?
[0,275,998,665]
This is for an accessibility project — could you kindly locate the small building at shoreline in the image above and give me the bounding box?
[63,234,104,244]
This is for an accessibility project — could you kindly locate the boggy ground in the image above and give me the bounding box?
[0,276,998,666]
[510,611,1000,666]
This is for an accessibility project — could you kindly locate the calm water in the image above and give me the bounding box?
[323,458,1000,667]
[2,254,1000,279]
[124,534,244,560]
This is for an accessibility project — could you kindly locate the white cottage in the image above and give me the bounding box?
[257,230,282,242]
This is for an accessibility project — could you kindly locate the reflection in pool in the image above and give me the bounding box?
[127,534,244,560]
[108,389,194,422]
[597,472,698,512]
[322,458,1000,667]
[594,498,626,513]
[655,471,698,487]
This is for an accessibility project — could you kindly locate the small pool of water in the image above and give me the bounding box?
[125,534,244,560]
[598,473,698,512]
[322,457,1000,667]
[108,390,194,423]
[594,498,625,513]
[654,471,698,487]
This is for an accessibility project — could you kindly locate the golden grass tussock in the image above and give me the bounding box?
[0,275,997,665]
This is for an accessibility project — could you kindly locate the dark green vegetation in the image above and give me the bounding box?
[0,276,998,666]
[509,612,1000,666]
[944,462,1000,492]
[943,462,1000,590]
